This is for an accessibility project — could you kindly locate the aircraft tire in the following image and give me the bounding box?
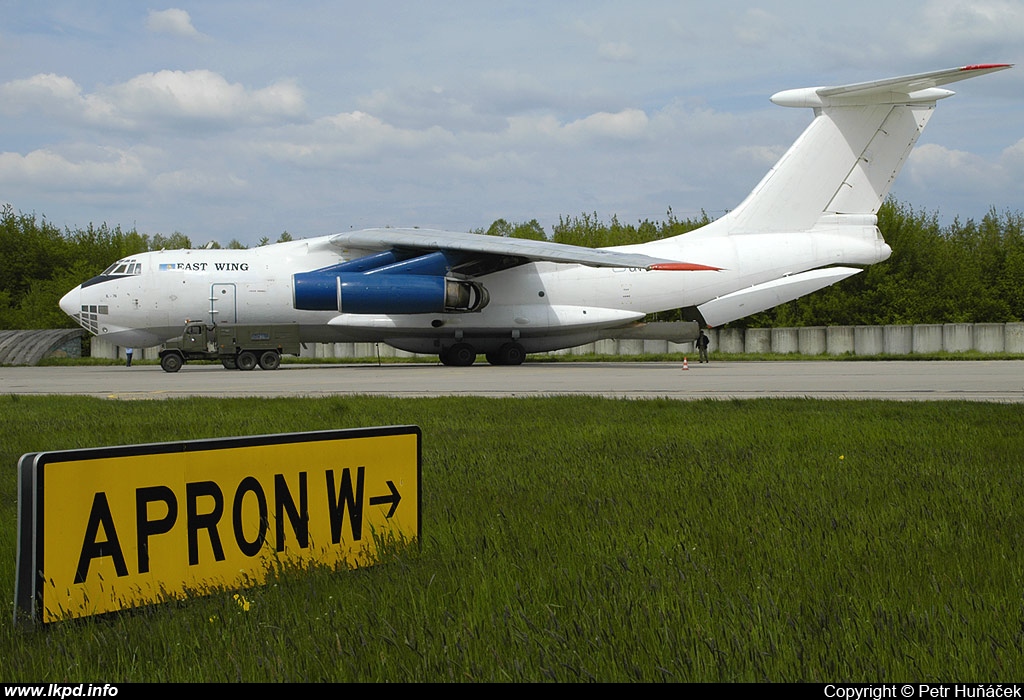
[237,351,258,371]
[258,350,281,370]
[160,353,183,373]
[497,342,526,366]
[447,342,476,367]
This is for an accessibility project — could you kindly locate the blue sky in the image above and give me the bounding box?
[2,1,1022,246]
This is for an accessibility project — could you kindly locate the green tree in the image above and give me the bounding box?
[0,206,150,329]
[150,231,192,250]
[481,218,548,240]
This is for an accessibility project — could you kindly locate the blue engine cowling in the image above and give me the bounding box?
[294,273,489,314]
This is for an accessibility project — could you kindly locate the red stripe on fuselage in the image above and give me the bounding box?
[649,262,723,271]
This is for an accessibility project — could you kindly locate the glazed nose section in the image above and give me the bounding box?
[59,285,81,321]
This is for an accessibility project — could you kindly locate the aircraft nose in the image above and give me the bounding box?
[59,285,81,319]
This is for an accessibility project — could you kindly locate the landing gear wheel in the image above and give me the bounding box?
[486,342,526,365]
[258,350,281,370]
[446,342,476,367]
[497,342,526,366]
[236,351,257,371]
[160,353,183,373]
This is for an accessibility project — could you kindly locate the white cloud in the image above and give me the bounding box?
[905,143,1004,197]
[733,8,787,47]
[564,109,649,141]
[108,70,304,127]
[249,109,460,171]
[903,0,1024,59]
[146,9,202,39]
[599,41,636,62]
[0,147,146,191]
[0,70,305,131]
[0,73,123,126]
[151,169,248,197]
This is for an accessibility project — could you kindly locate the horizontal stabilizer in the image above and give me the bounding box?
[771,64,1012,108]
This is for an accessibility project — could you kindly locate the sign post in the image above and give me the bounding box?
[15,426,421,624]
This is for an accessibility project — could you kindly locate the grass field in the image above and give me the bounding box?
[2,395,1022,682]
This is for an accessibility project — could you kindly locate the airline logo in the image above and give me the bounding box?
[158,262,250,271]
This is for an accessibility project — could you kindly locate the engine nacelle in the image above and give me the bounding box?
[294,273,489,314]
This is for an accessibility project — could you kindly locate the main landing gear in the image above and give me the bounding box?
[438,341,526,366]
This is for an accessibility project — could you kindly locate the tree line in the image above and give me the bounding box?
[2,200,1022,331]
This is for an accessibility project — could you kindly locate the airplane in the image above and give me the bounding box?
[60,64,1012,366]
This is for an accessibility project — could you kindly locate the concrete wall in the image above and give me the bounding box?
[798,327,826,355]
[90,322,1024,361]
[826,326,854,355]
[913,325,943,354]
[1007,323,1024,353]
[854,326,883,356]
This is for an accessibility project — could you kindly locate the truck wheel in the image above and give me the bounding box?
[160,353,183,373]
[236,351,257,371]
[258,350,281,370]
[221,357,237,369]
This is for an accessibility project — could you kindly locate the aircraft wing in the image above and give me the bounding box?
[327,227,711,273]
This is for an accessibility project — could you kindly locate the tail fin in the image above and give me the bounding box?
[717,64,1012,235]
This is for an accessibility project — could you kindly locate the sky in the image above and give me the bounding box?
[2,1,1023,247]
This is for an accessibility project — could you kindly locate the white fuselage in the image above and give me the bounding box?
[59,224,890,353]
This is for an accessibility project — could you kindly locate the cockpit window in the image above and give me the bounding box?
[101,259,143,276]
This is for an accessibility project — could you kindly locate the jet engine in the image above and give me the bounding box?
[293,251,489,314]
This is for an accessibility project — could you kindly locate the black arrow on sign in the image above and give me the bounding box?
[369,480,401,518]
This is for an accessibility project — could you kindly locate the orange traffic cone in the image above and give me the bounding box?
[682,357,689,370]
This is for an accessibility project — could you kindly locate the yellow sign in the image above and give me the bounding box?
[15,427,420,624]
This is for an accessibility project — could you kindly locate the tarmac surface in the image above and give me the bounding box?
[2,360,1022,401]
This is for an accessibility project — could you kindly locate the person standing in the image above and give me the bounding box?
[125,347,134,367]
[695,330,710,363]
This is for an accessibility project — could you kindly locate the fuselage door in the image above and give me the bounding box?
[210,283,238,324]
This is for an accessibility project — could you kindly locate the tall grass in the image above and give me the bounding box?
[1,396,1022,681]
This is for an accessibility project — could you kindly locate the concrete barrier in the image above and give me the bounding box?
[826,327,854,355]
[974,323,1005,353]
[798,327,826,355]
[943,324,973,353]
[717,328,745,354]
[643,339,670,354]
[1006,323,1024,354]
[884,325,913,355]
[854,326,884,356]
[617,339,644,356]
[912,325,943,354]
[745,328,771,354]
[668,341,693,354]
[771,328,799,354]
